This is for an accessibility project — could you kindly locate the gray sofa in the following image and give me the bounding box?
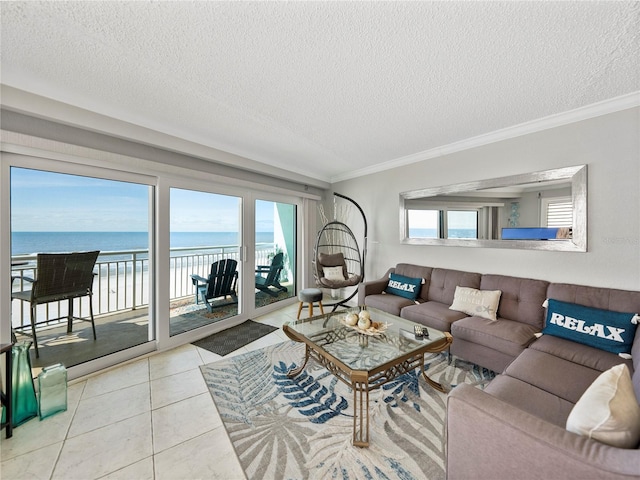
[359,264,640,478]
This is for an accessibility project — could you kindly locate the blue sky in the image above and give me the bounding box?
[11,167,274,232]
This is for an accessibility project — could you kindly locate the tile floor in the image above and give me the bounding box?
[0,304,303,480]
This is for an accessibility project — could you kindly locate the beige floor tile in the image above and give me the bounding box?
[0,382,84,461]
[82,357,149,399]
[154,427,245,480]
[195,345,223,365]
[255,309,298,328]
[150,367,208,410]
[100,456,154,480]
[149,344,203,380]
[152,392,222,453]
[243,331,286,352]
[52,412,152,480]
[0,441,62,480]
[68,382,150,438]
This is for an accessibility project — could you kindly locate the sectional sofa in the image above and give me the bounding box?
[358,263,640,479]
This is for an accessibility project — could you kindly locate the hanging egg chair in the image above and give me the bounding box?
[312,193,367,310]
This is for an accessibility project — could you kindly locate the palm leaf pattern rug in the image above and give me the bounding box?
[200,341,494,479]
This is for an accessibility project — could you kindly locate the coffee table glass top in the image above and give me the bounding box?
[284,307,446,371]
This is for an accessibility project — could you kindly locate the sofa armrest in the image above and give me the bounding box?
[357,268,394,305]
[446,384,640,480]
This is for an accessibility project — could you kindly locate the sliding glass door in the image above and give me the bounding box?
[254,199,296,309]
[169,188,242,336]
[5,154,307,377]
[10,166,154,369]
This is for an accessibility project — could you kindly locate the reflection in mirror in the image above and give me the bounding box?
[400,165,587,251]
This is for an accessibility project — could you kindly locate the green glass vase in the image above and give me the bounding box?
[11,341,37,427]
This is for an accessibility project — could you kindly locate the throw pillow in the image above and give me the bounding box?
[566,364,640,448]
[542,299,639,355]
[385,273,423,300]
[323,266,346,281]
[449,286,502,322]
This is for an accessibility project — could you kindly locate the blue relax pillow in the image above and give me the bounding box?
[385,273,423,300]
[542,298,640,355]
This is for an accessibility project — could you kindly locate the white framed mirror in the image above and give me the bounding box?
[400,165,587,252]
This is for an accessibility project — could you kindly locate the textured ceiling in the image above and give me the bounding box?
[1,1,639,183]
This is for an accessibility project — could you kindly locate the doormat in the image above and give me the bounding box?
[192,320,278,356]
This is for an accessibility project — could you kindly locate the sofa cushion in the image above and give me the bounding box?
[505,348,603,404]
[364,293,414,317]
[394,264,433,301]
[427,268,481,305]
[633,327,640,375]
[530,335,633,374]
[450,286,501,321]
[547,283,640,314]
[566,364,640,449]
[485,374,574,427]
[318,252,349,278]
[385,272,423,300]
[451,317,538,358]
[480,274,549,329]
[401,301,469,332]
[542,299,639,355]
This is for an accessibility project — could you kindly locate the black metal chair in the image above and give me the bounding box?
[191,259,238,312]
[255,252,288,297]
[11,251,100,358]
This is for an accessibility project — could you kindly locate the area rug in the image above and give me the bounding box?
[200,341,495,479]
[192,320,278,356]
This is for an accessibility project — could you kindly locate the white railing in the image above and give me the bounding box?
[10,244,276,330]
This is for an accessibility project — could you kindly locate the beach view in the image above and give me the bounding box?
[10,167,295,370]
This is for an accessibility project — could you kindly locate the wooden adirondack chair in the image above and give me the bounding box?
[255,252,288,297]
[191,259,238,312]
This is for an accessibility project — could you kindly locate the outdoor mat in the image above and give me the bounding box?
[200,341,495,479]
[192,320,278,356]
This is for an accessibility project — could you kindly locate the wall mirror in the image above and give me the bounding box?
[400,165,587,252]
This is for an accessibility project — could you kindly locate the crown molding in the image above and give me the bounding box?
[331,91,640,184]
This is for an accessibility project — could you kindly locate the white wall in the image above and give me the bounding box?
[332,107,640,291]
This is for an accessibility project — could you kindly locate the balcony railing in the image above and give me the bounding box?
[10,244,277,330]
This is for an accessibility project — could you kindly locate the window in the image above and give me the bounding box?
[169,188,242,336]
[255,199,296,309]
[542,197,572,227]
[10,166,154,368]
[407,207,480,239]
[408,209,439,238]
[447,210,478,239]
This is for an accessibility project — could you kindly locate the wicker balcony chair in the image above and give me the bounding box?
[11,251,100,358]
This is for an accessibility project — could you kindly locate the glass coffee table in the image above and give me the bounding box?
[282,306,452,447]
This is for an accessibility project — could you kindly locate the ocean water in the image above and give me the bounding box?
[12,231,274,256]
[409,228,477,239]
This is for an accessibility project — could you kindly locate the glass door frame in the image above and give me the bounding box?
[248,192,302,316]
[156,180,306,351]
[1,149,318,377]
[1,152,158,379]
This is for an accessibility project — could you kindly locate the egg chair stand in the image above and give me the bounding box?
[313,192,367,312]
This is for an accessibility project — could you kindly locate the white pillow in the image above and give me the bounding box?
[323,266,345,281]
[449,286,501,321]
[566,364,640,448]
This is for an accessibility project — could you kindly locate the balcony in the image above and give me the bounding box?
[10,244,293,371]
